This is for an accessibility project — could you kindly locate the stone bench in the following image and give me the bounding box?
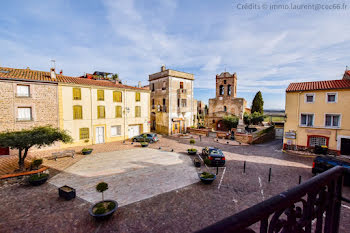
[49,150,75,161]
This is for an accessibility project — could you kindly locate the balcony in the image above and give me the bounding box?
[177,89,187,98]
[197,166,350,233]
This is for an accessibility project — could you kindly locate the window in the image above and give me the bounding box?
[227,85,231,96]
[135,92,141,102]
[73,88,81,100]
[151,83,155,92]
[224,106,227,112]
[16,85,30,97]
[111,125,121,137]
[73,105,83,119]
[115,106,122,118]
[219,85,224,95]
[17,107,32,121]
[177,98,180,107]
[97,90,104,101]
[97,106,105,118]
[180,82,184,89]
[325,114,340,127]
[305,94,315,103]
[224,80,227,84]
[135,106,141,117]
[162,81,166,90]
[79,128,89,139]
[309,136,327,147]
[326,93,337,103]
[113,91,122,102]
[181,99,187,107]
[300,114,314,127]
[152,99,155,109]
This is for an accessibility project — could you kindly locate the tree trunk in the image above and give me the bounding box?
[18,148,29,171]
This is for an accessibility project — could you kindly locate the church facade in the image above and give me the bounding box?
[206,72,250,131]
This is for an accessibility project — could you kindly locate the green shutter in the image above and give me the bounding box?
[73,88,81,100]
[79,128,89,139]
[113,91,122,102]
[97,90,104,101]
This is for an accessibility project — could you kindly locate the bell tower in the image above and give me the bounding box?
[215,72,237,98]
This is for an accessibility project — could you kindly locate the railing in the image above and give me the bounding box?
[196,166,350,233]
[177,89,187,94]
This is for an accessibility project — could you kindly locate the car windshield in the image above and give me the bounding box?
[209,149,223,156]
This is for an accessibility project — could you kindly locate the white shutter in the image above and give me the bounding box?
[117,125,121,135]
[111,126,117,136]
[18,107,31,120]
[17,85,29,96]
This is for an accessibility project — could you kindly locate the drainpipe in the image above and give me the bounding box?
[124,88,127,140]
[90,87,93,145]
[296,92,301,149]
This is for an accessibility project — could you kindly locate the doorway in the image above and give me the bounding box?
[95,126,105,144]
[341,138,350,155]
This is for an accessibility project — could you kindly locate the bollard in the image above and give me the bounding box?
[268,168,272,182]
[171,149,174,152]
[216,166,219,175]
[299,176,302,184]
[123,140,125,144]
[243,161,246,174]
[159,147,162,150]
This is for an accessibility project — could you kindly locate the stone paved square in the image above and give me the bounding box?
[49,148,198,206]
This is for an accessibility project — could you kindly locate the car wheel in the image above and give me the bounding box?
[133,138,137,142]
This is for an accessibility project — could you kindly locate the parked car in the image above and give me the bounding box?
[202,147,225,167]
[312,155,350,186]
[132,133,159,143]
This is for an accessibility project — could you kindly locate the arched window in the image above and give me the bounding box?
[227,85,231,96]
[219,85,224,95]
[224,106,227,112]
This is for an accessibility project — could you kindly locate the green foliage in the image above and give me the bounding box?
[222,115,239,129]
[0,126,73,170]
[257,126,275,136]
[244,112,265,126]
[107,201,116,211]
[111,73,119,80]
[187,148,197,152]
[31,158,43,168]
[28,173,49,182]
[189,139,196,145]
[251,91,264,114]
[204,158,211,165]
[200,172,215,179]
[94,207,106,215]
[82,148,93,152]
[96,182,108,193]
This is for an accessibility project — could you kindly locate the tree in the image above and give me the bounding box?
[222,115,239,130]
[251,91,264,114]
[244,112,265,126]
[243,112,251,126]
[96,182,109,201]
[111,73,119,81]
[0,126,73,170]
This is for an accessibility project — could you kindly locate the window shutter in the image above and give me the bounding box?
[98,106,105,118]
[79,128,89,139]
[73,106,82,119]
[73,88,81,100]
[116,106,122,118]
[135,92,140,101]
[97,90,104,101]
[135,106,141,117]
[113,91,122,102]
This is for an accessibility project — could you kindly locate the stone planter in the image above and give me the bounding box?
[187,149,197,155]
[89,200,118,220]
[58,185,76,200]
[193,158,201,167]
[28,173,49,186]
[82,149,93,155]
[198,172,216,184]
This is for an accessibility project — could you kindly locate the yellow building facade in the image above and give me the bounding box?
[284,72,350,156]
[59,83,150,148]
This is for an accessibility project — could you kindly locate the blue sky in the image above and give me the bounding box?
[1,0,349,109]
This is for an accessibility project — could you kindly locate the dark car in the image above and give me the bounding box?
[132,133,159,143]
[312,155,350,186]
[202,147,225,167]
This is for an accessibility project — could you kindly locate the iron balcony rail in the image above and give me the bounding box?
[196,166,350,233]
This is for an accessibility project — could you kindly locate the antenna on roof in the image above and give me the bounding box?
[50,59,56,69]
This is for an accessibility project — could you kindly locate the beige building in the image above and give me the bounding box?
[283,70,350,155]
[149,66,195,135]
[207,72,249,131]
[59,74,150,148]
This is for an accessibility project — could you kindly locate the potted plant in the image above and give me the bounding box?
[82,148,93,155]
[89,182,118,220]
[198,172,216,184]
[28,173,49,186]
[140,134,149,147]
[31,158,43,170]
[193,158,201,167]
[58,185,76,200]
[187,139,197,155]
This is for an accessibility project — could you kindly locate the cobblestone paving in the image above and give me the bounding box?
[1,136,349,232]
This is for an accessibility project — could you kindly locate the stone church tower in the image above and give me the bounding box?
[207,72,250,131]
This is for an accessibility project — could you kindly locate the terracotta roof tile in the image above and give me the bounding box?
[0,67,147,91]
[286,79,350,92]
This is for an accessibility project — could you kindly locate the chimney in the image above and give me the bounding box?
[50,68,56,80]
[138,81,142,88]
[161,65,166,72]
